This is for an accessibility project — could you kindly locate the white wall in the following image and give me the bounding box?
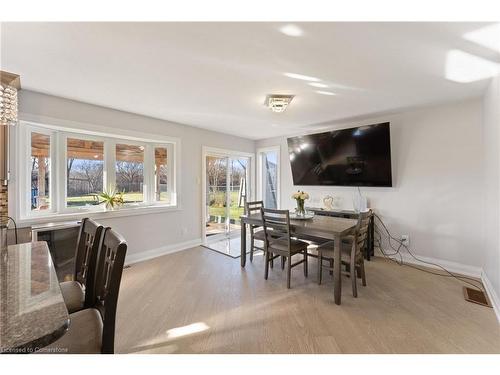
[257,99,485,269]
[10,90,255,260]
[482,75,500,301]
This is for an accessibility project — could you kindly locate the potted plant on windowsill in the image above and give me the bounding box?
[99,186,125,211]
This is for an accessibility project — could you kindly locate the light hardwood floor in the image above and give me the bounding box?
[115,247,500,354]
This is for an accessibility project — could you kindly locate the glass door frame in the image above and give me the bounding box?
[202,146,255,244]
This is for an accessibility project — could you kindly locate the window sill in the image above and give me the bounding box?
[16,204,181,227]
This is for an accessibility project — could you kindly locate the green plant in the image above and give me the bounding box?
[99,186,124,209]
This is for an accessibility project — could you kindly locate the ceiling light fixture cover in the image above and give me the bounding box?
[0,71,21,126]
[265,94,295,113]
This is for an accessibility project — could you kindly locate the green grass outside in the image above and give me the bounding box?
[208,190,244,221]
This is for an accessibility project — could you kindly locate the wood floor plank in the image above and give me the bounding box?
[115,247,500,354]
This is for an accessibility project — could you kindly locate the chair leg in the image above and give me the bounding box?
[250,232,254,262]
[303,249,308,277]
[270,253,274,269]
[329,259,333,275]
[360,259,367,286]
[281,256,285,270]
[318,252,323,285]
[287,256,292,289]
[350,256,357,298]
[264,250,270,280]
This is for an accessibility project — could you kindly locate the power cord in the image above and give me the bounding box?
[373,213,484,292]
[1,215,18,245]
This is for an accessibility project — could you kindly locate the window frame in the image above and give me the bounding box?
[17,120,179,221]
[256,145,281,209]
[23,125,57,217]
[63,132,107,213]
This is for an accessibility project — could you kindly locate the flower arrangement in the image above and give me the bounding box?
[99,186,125,210]
[292,190,309,216]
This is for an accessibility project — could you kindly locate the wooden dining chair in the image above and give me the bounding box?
[261,208,309,289]
[46,228,128,354]
[317,210,372,297]
[245,200,282,265]
[60,218,104,314]
[245,200,266,262]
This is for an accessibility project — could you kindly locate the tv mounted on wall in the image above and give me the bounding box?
[287,122,392,187]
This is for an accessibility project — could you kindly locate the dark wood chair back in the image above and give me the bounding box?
[73,218,104,306]
[245,200,264,215]
[261,208,291,253]
[93,228,127,354]
[354,210,372,256]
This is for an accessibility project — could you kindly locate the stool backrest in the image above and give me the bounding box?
[93,228,127,354]
[74,218,104,307]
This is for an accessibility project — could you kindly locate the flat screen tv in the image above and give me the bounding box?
[287,122,392,187]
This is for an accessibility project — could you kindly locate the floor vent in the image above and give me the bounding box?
[463,287,492,308]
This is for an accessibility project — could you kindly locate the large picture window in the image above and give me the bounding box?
[18,122,178,219]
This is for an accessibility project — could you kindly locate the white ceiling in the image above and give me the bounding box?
[1,22,499,139]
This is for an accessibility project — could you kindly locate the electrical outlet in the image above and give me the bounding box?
[401,235,409,247]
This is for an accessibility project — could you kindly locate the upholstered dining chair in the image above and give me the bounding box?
[60,218,104,314]
[261,208,309,289]
[46,228,128,354]
[317,210,372,297]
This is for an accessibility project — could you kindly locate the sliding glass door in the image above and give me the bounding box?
[205,153,250,241]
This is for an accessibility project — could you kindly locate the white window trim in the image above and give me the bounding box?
[15,119,181,224]
[256,145,281,209]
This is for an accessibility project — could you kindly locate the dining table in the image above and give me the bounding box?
[0,241,69,353]
[240,213,358,305]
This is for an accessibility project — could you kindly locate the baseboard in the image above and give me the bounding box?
[125,238,202,266]
[374,248,482,278]
[481,271,500,323]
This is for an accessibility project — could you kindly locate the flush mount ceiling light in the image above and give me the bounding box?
[265,94,295,113]
[279,24,304,37]
[284,72,320,82]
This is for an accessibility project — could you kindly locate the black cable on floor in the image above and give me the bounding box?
[373,213,484,292]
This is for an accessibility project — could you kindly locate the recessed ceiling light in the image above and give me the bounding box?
[284,72,320,82]
[279,24,304,37]
[315,90,336,96]
[308,82,328,88]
